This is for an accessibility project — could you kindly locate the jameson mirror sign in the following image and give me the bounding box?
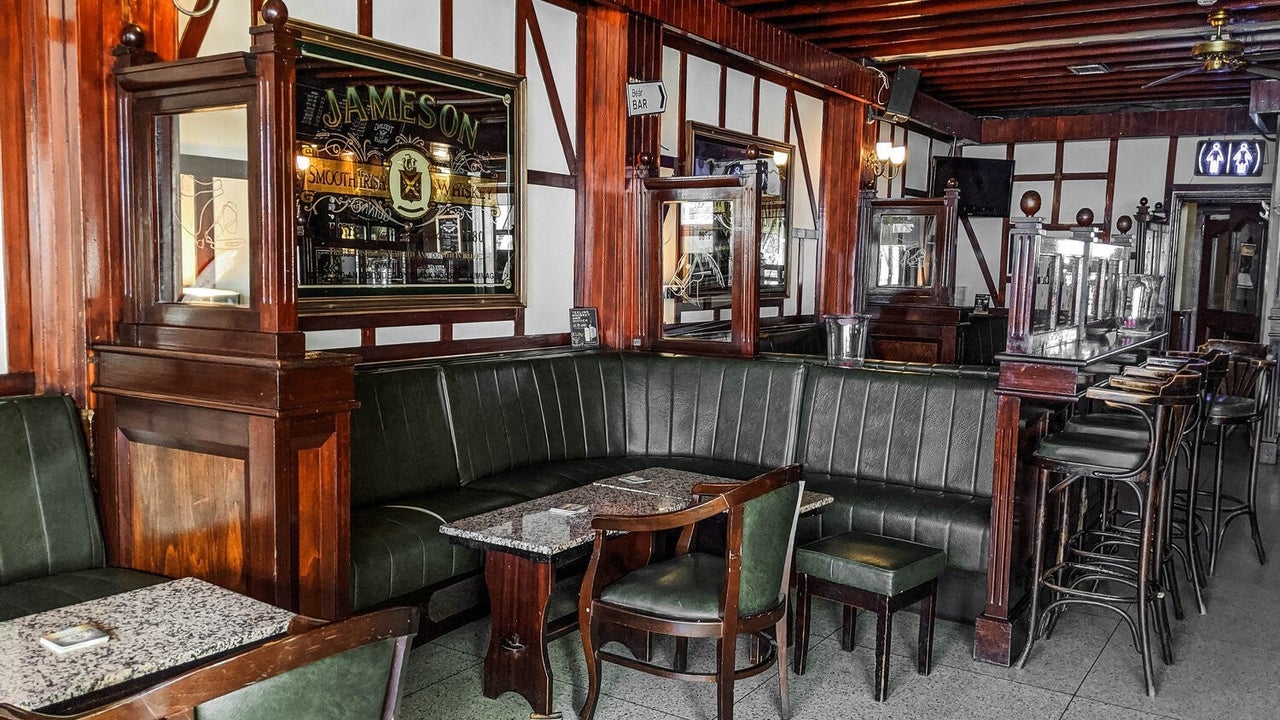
[293,31,523,304]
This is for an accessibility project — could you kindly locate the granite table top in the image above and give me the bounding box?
[0,576,295,711]
[440,466,832,558]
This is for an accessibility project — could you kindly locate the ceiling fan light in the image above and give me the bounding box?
[1196,0,1218,6]
[1067,63,1111,75]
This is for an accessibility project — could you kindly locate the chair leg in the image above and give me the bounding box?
[775,615,792,720]
[1247,420,1268,566]
[674,637,689,674]
[873,597,893,702]
[793,574,811,676]
[717,634,737,720]
[1016,469,1051,670]
[1209,424,1227,576]
[579,614,603,720]
[1185,432,1207,614]
[841,604,857,651]
[917,587,936,676]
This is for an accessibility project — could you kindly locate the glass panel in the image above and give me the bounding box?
[293,53,518,299]
[874,213,936,289]
[169,107,251,306]
[1057,256,1080,325]
[1032,253,1060,331]
[660,198,737,342]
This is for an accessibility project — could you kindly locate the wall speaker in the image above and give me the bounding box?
[882,67,921,124]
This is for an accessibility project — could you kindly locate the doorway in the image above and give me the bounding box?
[1194,203,1267,344]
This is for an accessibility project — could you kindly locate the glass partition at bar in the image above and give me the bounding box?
[873,212,936,290]
[292,37,523,308]
[160,107,252,307]
[659,198,738,343]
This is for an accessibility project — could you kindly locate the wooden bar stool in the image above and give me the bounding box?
[792,531,946,702]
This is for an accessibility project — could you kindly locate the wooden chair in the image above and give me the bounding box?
[577,465,804,720]
[0,607,419,720]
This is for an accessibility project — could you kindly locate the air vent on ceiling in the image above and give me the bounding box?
[1068,63,1112,75]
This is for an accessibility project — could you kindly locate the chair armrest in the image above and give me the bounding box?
[591,494,730,533]
[690,481,740,496]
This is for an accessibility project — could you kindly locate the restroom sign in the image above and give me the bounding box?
[1196,140,1263,177]
[626,81,667,116]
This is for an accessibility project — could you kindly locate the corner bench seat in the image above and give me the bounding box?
[348,352,996,625]
[0,394,166,621]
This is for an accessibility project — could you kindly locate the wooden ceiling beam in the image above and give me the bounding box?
[980,106,1257,143]
[721,0,1087,25]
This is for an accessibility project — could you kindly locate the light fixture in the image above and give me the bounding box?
[867,141,906,179]
[773,150,789,167]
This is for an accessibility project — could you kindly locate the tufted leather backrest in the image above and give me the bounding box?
[0,395,106,585]
[620,354,806,468]
[446,354,628,484]
[798,365,997,497]
[351,366,461,508]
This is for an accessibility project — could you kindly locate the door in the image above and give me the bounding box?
[1195,203,1267,344]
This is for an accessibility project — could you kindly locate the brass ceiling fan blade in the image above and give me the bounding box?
[1142,66,1202,89]
[1245,65,1280,80]
[1115,60,1200,72]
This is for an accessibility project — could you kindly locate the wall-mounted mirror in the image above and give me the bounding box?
[685,122,791,297]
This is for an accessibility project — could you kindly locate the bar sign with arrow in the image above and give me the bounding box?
[626,81,667,117]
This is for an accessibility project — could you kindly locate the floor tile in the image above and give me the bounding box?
[1058,696,1178,720]
[403,642,482,695]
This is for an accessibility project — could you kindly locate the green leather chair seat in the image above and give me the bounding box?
[1208,394,1255,421]
[598,553,725,621]
[801,475,990,573]
[349,488,524,610]
[1033,431,1148,472]
[466,456,771,499]
[1065,412,1149,441]
[796,531,946,597]
[0,567,165,621]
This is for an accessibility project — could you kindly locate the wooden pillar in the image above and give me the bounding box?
[818,97,865,317]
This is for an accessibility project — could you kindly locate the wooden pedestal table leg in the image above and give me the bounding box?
[483,550,559,718]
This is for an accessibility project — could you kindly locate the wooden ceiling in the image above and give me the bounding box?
[720,0,1280,118]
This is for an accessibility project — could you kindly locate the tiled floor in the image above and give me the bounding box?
[399,438,1280,720]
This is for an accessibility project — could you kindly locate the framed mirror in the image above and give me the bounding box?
[684,122,792,297]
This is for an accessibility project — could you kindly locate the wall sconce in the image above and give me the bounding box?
[867,141,906,179]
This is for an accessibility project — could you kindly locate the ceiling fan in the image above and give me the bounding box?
[1141,10,1280,88]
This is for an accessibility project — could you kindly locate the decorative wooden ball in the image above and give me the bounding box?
[1116,215,1133,234]
[1020,190,1041,217]
[261,0,289,25]
[1076,208,1094,226]
[120,23,145,48]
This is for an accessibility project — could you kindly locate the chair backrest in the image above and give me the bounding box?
[0,395,106,585]
[0,607,419,720]
[720,465,804,618]
[1199,339,1271,401]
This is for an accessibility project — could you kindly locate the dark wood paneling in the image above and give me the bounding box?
[440,0,453,57]
[817,98,863,316]
[981,106,1258,144]
[0,372,36,396]
[345,332,573,364]
[298,306,520,332]
[528,169,578,189]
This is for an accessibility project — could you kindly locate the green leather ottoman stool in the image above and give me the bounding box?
[792,531,946,701]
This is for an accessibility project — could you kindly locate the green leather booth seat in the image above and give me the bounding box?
[347,352,997,624]
[0,395,165,621]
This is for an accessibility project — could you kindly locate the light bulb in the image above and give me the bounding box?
[773,150,789,167]
[875,141,893,161]
[889,146,906,165]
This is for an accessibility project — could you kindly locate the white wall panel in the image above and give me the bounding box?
[373,0,442,53]
[376,325,442,345]
[800,236,818,315]
[904,129,931,194]
[792,92,824,231]
[756,80,787,142]
[1061,140,1110,173]
[200,0,251,54]
[684,55,720,126]
[962,143,1008,160]
[954,216,1004,303]
[723,69,754,134]
[1013,142,1056,175]
[524,3,577,174]
[305,329,361,350]
[523,185,576,336]
[1113,137,1170,228]
[454,321,517,339]
[453,0,516,73]
[660,47,683,161]
[288,0,358,32]
[1058,179,1108,225]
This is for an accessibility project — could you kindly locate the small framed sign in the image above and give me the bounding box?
[1195,140,1263,177]
[972,293,991,315]
[570,307,600,347]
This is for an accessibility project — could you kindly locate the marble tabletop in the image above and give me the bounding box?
[0,576,295,711]
[440,466,832,558]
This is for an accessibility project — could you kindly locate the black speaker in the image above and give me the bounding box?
[882,67,921,124]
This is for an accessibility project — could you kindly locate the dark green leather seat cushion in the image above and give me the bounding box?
[195,637,396,720]
[0,567,165,621]
[349,488,523,610]
[1034,431,1147,472]
[802,474,990,573]
[1065,412,1149,441]
[466,456,772,498]
[796,531,946,597]
[599,553,724,621]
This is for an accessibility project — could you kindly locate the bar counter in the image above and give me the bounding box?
[974,330,1167,664]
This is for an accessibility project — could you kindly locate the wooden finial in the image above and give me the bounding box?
[745,144,760,160]
[946,177,959,189]
[261,0,289,25]
[1116,215,1133,234]
[120,23,146,49]
[1019,190,1041,217]
[1076,207,1094,226]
